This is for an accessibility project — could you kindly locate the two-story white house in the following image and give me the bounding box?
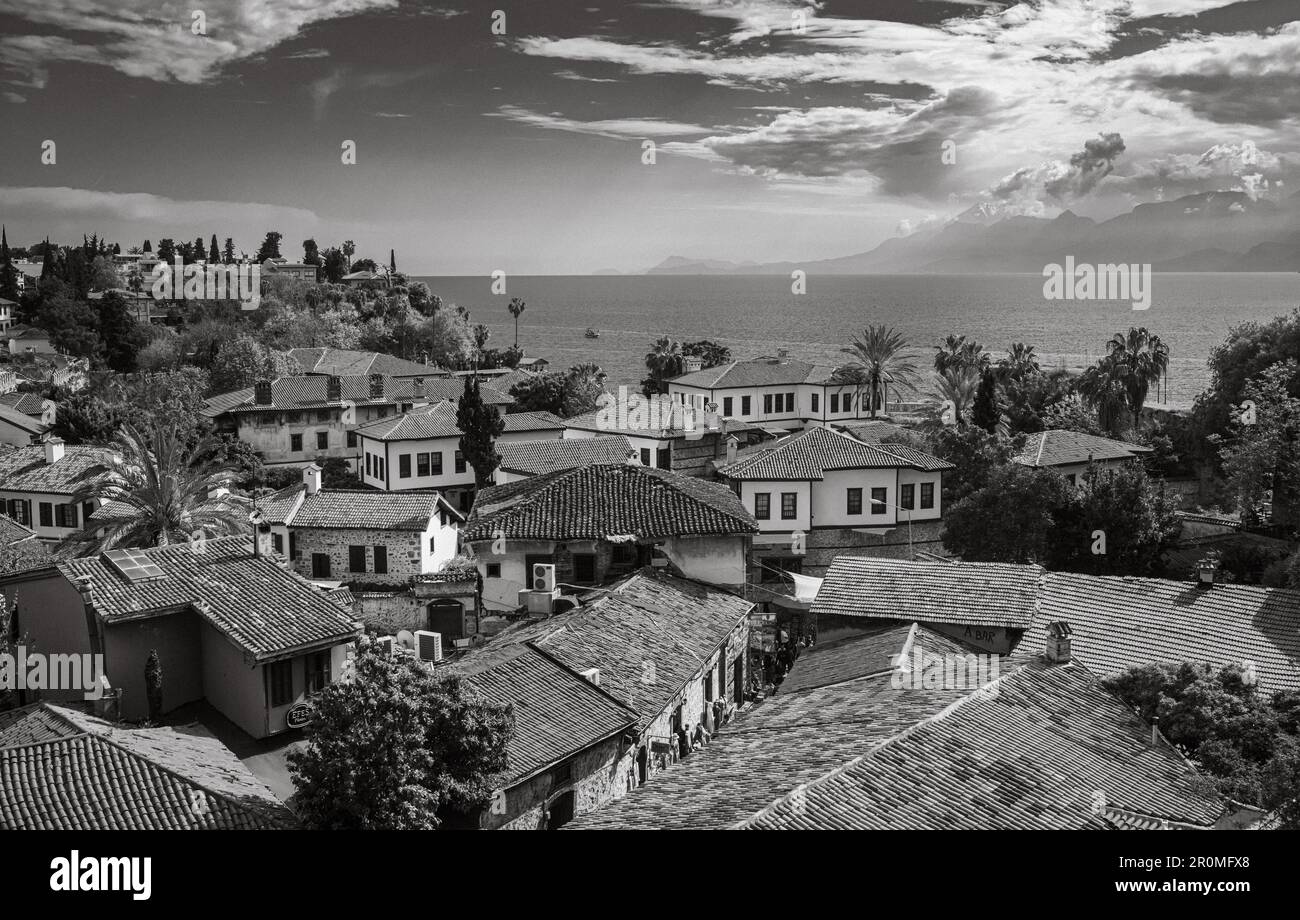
[0,438,107,542]
[0,297,15,333]
[355,402,566,511]
[716,426,954,580]
[667,353,907,431]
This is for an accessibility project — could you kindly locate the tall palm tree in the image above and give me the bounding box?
[836,325,921,417]
[64,422,251,554]
[1077,328,1169,434]
[998,342,1040,381]
[507,297,526,349]
[1077,363,1131,436]
[934,334,990,375]
[933,366,980,427]
[644,336,686,395]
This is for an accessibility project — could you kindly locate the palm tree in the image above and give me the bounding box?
[1077,363,1131,436]
[934,334,990,375]
[998,342,1040,381]
[1077,328,1169,434]
[933,366,980,427]
[341,240,355,273]
[835,325,921,417]
[507,297,526,349]
[644,337,686,395]
[63,422,251,554]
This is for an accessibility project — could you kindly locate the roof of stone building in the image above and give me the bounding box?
[0,444,110,494]
[287,347,442,378]
[464,463,758,542]
[1013,429,1152,468]
[48,537,359,661]
[495,436,632,476]
[204,375,512,419]
[0,392,48,417]
[671,358,841,390]
[353,400,544,442]
[719,426,952,480]
[459,570,754,735]
[740,661,1223,830]
[812,556,1043,629]
[0,703,296,830]
[455,644,636,788]
[288,489,459,530]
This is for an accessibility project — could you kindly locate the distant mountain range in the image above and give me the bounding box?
[644,190,1300,274]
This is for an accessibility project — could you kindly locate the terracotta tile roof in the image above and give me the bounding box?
[456,645,636,787]
[564,393,693,439]
[1022,571,1300,692]
[835,420,910,443]
[740,661,1223,830]
[719,426,952,480]
[462,570,753,735]
[259,484,306,525]
[1014,429,1152,468]
[496,436,631,476]
[777,624,968,695]
[502,410,567,433]
[0,513,38,547]
[671,359,840,390]
[289,489,454,530]
[0,703,295,829]
[813,556,1043,629]
[0,392,47,417]
[55,537,360,661]
[0,444,111,494]
[287,347,442,378]
[464,463,758,542]
[356,398,535,442]
[206,375,511,419]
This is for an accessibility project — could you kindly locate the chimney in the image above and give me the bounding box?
[1195,555,1219,588]
[303,463,322,496]
[412,377,425,399]
[626,449,640,466]
[91,679,123,721]
[1151,717,1159,746]
[725,436,738,465]
[43,435,65,465]
[776,348,789,361]
[369,373,385,399]
[254,379,273,405]
[705,401,720,431]
[1045,621,1072,664]
[326,375,342,402]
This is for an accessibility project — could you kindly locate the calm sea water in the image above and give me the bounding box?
[415,274,1300,406]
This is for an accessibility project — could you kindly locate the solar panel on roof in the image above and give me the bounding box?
[102,548,165,583]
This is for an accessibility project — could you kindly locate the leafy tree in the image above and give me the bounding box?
[0,225,19,301]
[836,325,921,417]
[97,291,148,372]
[1214,361,1300,527]
[389,249,397,274]
[156,238,176,264]
[40,237,55,280]
[1045,463,1182,576]
[64,419,250,553]
[457,375,505,488]
[303,238,321,270]
[923,424,1024,505]
[507,296,526,348]
[50,390,127,443]
[941,463,1070,563]
[209,334,296,394]
[145,650,164,722]
[142,239,152,254]
[320,248,348,283]
[288,639,513,829]
[351,258,379,274]
[255,232,283,262]
[407,282,438,316]
[222,237,235,264]
[972,368,1000,432]
[682,340,732,369]
[208,235,221,264]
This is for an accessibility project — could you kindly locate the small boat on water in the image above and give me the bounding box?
[585,327,600,339]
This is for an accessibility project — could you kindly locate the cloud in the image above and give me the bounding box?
[488,105,713,140]
[961,133,1128,221]
[553,69,620,83]
[0,0,398,90]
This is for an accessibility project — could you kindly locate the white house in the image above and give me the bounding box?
[667,353,901,432]
[355,402,566,510]
[0,438,107,542]
[564,392,691,470]
[0,402,44,448]
[1012,429,1153,485]
[0,297,15,333]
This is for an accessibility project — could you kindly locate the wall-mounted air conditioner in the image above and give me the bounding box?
[415,630,443,662]
[374,635,395,655]
[532,563,556,592]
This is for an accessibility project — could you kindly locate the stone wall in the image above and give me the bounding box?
[352,580,479,639]
[290,526,426,583]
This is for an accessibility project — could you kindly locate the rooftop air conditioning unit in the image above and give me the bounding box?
[415,630,443,663]
[532,563,556,592]
[374,635,395,655]
[452,637,475,650]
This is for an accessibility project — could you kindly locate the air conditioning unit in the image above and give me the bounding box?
[374,636,395,655]
[415,630,443,662]
[580,667,601,686]
[452,637,475,650]
[532,563,556,592]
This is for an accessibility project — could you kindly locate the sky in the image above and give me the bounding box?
[0,0,1297,274]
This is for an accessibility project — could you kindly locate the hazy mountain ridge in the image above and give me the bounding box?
[644,191,1300,275]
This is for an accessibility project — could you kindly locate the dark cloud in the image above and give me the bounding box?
[1044,132,1126,200]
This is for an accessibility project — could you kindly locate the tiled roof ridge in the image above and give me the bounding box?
[520,640,641,721]
[730,660,1036,829]
[1034,431,1047,466]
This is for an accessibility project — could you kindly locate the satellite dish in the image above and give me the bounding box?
[248,509,265,525]
[396,630,415,650]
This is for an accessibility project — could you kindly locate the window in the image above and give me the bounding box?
[723,397,733,416]
[55,504,78,528]
[38,502,53,528]
[417,453,430,477]
[272,533,284,554]
[285,412,301,424]
[399,454,412,478]
[847,488,862,515]
[4,500,31,526]
[289,532,298,560]
[317,411,331,423]
[640,448,651,466]
[349,545,366,573]
[429,452,443,476]
[612,543,637,567]
[656,448,670,469]
[920,482,935,509]
[830,393,839,413]
[871,487,887,515]
[376,457,385,480]
[781,492,797,520]
[305,651,331,694]
[268,660,294,708]
[900,483,915,510]
[454,451,466,474]
[82,501,95,523]
[311,553,331,578]
[754,493,771,520]
[486,563,501,578]
[573,553,596,584]
[763,393,773,414]
[741,396,751,416]
[290,433,303,452]
[365,453,372,476]
[373,545,388,575]
[786,392,795,412]
[811,393,819,413]
[316,431,328,450]
[346,431,357,448]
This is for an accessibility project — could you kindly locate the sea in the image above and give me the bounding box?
[414,273,1300,407]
